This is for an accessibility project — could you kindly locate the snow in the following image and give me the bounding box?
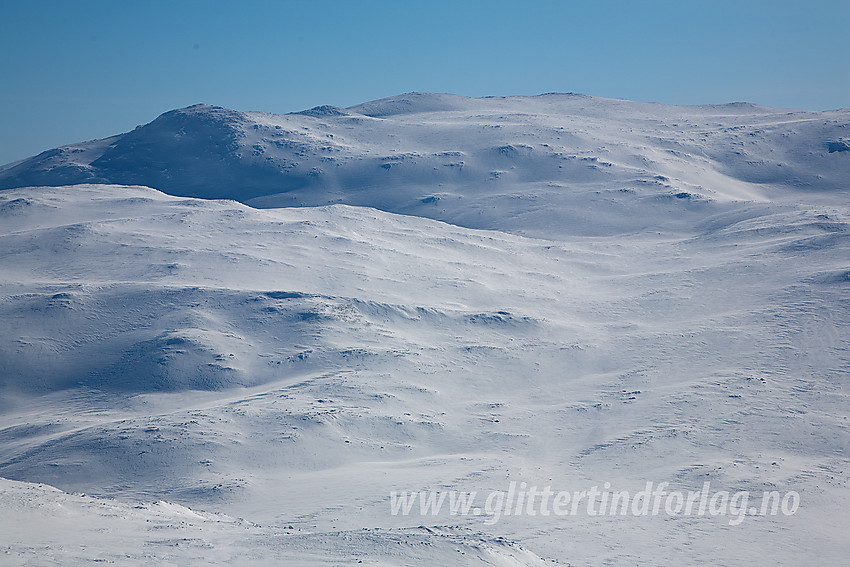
[0,93,849,565]
[0,477,548,566]
[2,93,847,238]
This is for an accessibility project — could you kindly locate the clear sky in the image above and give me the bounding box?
[1,0,848,166]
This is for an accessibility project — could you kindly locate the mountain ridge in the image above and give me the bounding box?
[2,93,846,238]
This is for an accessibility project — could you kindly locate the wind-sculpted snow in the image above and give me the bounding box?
[1,93,849,564]
[2,93,847,237]
[0,478,550,566]
[1,182,849,564]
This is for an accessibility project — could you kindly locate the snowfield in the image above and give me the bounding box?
[3,92,848,238]
[0,93,848,565]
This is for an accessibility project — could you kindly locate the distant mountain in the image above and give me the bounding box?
[2,93,847,237]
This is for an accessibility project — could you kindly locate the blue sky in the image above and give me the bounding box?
[1,0,848,165]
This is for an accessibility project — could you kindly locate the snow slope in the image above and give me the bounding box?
[0,478,549,566]
[2,93,848,238]
[1,94,849,565]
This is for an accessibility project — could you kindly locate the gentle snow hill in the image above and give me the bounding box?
[1,183,849,565]
[1,93,848,237]
[0,478,556,566]
[1,93,848,565]
[0,478,550,566]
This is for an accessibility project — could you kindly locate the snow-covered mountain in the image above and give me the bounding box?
[1,94,849,565]
[2,92,848,237]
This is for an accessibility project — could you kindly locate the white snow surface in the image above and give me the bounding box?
[0,93,849,565]
[2,92,848,237]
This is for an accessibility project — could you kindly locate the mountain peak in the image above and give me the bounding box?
[346,92,475,117]
[291,105,351,118]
